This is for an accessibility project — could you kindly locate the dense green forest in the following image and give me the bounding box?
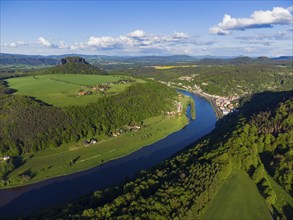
[126,64,293,96]
[1,56,292,218]
[0,81,177,183]
[0,80,15,94]
[31,90,293,219]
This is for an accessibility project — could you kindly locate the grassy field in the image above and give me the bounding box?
[153,65,196,70]
[201,171,272,220]
[5,114,189,188]
[6,74,140,106]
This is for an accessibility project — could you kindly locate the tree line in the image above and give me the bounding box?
[125,64,293,96]
[0,81,176,180]
[31,90,293,219]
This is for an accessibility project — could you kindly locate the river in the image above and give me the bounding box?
[0,90,217,218]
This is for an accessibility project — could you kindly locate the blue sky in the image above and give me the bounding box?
[1,0,292,56]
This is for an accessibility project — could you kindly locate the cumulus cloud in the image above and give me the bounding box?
[38,37,69,49]
[88,36,118,48]
[58,41,69,49]
[2,41,27,48]
[209,27,230,35]
[173,32,189,39]
[2,30,210,55]
[128,29,146,38]
[210,6,293,35]
[38,37,52,47]
[73,30,192,52]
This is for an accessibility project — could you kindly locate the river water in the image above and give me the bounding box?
[0,90,217,217]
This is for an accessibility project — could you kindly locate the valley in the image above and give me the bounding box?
[0,54,292,219]
[0,0,293,220]
[1,58,199,188]
[1,1,293,219]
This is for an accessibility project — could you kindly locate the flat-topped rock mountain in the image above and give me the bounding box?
[38,56,105,75]
[59,56,89,65]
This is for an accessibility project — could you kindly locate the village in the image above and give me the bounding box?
[158,77,240,116]
[111,125,141,137]
[165,98,183,116]
[77,79,134,96]
[81,123,143,148]
[77,75,240,151]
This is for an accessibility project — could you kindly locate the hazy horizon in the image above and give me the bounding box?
[1,52,291,59]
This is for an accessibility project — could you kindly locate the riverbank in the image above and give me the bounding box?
[193,91,223,119]
[0,90,217,217]
[1,96,191,189]
[176,87,223,119]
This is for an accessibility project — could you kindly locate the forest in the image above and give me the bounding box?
[1,56,292,218]
[126,64,293,96]
[0,80,177,184]
[30,90,293,219]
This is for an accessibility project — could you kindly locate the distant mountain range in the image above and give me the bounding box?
[0,53,292,66]
[272,56,293,60]
[197,56,292,65]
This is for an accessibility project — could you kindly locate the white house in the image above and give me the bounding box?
[3,156,10,161]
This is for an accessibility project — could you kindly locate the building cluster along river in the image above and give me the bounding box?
[0,90,217,218]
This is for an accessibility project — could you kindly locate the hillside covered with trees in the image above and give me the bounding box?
[127,64,293,96]
[32,90,293,219]
[0,80,177,185]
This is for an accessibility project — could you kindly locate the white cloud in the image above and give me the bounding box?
[209,27,230,35]
[38,37,69,49]
[2,41,27,48]
[210,6,293,35]
[0,30,222,55]
[58,41,69,49]
[88,36,118,48]
[38,37,52,47]
[71,30,192,52]
[9,42,17,48]
[2,30,207,55]
[128,30,146,38]
[173,32,189,39]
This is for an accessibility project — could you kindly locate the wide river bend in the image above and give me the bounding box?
[0,90,217,217]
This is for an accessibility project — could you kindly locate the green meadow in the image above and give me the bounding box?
[6,74,140,106]
[201,171,272,220]
[5,114,189,188]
